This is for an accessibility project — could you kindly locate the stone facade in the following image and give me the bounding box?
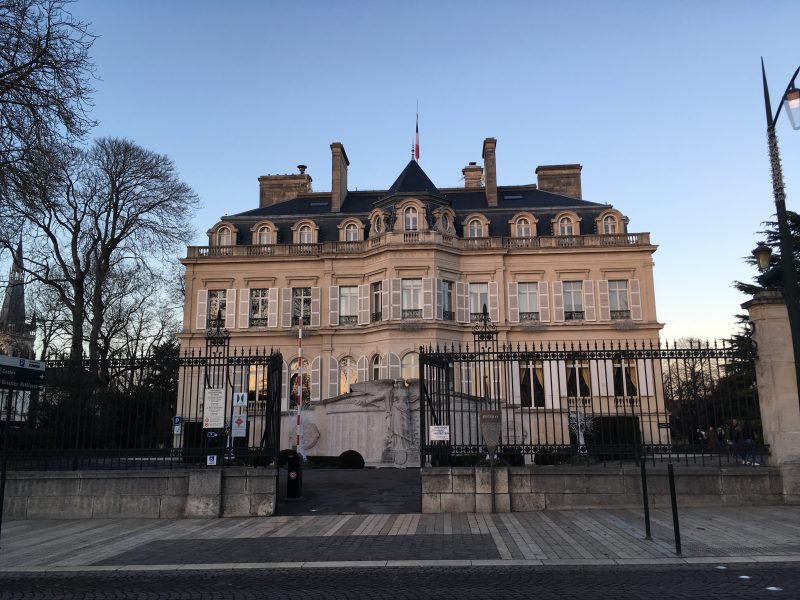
[180,138,661,464]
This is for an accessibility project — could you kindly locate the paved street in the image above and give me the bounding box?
[0,564,796,599]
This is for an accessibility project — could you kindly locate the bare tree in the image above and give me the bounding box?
[5,138,199,363]
[0,0,95,203]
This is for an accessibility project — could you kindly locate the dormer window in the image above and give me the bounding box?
[603,215,617,234]
[299,225,313,244]
[257,226,272,245]
[404,207,418,232]
[559,217,574,236]
[468,219,483,238]
[345,223,358,241]
[516,218,531,237]
[217,227,231,246]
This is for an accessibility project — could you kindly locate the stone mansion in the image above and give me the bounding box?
[179,138,661,459]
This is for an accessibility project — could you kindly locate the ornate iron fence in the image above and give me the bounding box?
[1,329,282,470]
[419,314,761,467]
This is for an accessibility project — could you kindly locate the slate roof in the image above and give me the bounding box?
[223,161,616,245]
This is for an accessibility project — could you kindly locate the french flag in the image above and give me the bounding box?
[415,112,420,161]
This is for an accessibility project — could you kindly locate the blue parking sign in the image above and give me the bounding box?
[173,416,182,426]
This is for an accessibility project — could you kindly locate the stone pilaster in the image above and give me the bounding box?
[743,291,800,502]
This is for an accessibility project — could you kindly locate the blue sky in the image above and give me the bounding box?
[66,0,800,341]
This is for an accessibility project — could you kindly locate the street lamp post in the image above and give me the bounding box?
[757,59,800,410]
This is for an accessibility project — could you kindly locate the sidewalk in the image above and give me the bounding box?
[1,506,800,572]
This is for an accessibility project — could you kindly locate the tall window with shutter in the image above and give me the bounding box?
[339,357,357,394]
[292,287,311,325]
[518,283,539,321]
[440,280,454,321]
[469,283,489,321]
[608,280,630,319]
[249,288,269,327]
[371,282,383,322]
[207,290,226,327]
[339,286,358,325]
[401,278,422,319]
[563,281,584,320]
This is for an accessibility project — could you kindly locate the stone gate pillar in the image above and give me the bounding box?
[743,291,800,502]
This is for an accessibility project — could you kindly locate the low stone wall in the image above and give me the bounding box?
[3,468,277,520]
[421,466,786,513]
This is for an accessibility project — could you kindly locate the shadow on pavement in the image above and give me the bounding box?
[276,467,421,515]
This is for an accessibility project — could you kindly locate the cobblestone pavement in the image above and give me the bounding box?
[0,564,797,599]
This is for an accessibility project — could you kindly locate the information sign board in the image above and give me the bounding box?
[429,425,450,441]
[0,355,45,391]
[203,388,225,429]
[232,392,248,407]
[232,410,247,438]
[479,410,502,452]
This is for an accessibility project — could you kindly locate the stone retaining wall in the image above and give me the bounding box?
[421,466,785,513]
[3,468,277,520]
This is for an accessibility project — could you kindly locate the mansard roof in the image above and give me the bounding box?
[383,160,443,200]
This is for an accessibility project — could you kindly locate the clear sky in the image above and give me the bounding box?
[64,0,800,341]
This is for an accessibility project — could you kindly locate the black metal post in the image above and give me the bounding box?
[0,388,14,547]
[762,60,800,411]
[667,463,681,555]
[489,453,496,514]
[640,457,651,540]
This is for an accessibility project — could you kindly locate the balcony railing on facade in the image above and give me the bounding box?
[186,232,652,259]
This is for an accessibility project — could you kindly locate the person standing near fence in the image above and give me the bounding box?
[741,420,758,466]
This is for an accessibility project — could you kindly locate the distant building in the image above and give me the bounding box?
[0,241,35,359]
[179,138,661,463]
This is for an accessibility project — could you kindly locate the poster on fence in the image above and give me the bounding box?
[203,388,225,428]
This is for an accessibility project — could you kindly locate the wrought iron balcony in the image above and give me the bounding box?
[520,312,540,322]
[611,310,631,320]
[402,309,422,319]
[249,317,269,327]
[564,311,584,321]
[442,310,454,321]
[371,311,382,322]
[339,315,357,326]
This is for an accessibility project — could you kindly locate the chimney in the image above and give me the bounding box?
[330,142,349,213]
[258,165,313,208]
[462,162,484,188]
[482,138,497,207]
[535,164,583,199]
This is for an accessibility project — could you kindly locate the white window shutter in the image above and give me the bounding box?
[328,355,339,398]
[225,289,237,329]
[196,289,208,330]
[390,278,401,320]
[552,281,565,322]
[630,279,643,321]
[507,282,519,323]
[598,280,610,321]
[381,279,389,321]
[422,278,434,319]
[591,359,613,397]
[281,360,289,412]
[358,284,369,325]
[636,358,656,395]
[435,279,444,320]
[488,281,499,322]
[539,282,550,322]
[329,285,339,326]
[280,288,292,328]
[357,355,368,383]
[311,287,321,327]
[310,357,320,402]
[268,288,279,328]
[583,280,596,321]
[456,282,468,323]
[388,352,401,379]
[238,288,250,329]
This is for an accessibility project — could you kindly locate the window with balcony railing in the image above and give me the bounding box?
[339,315,357,326]
[442,310,454,321]
[402,309,422,319]
[249,317,269,327]
[611,310,631,320]
[609,280,630,320]
[520,312,539,322]
[371,311,382,322]
[470,312,485,323]
[564,311,584,321]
